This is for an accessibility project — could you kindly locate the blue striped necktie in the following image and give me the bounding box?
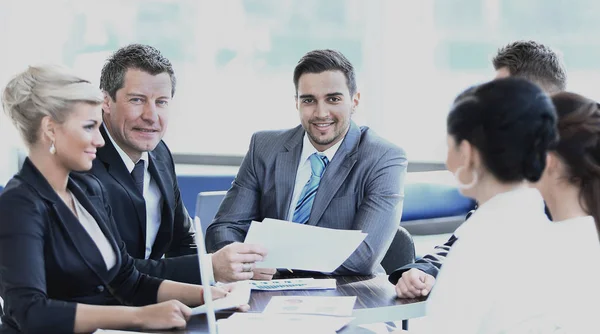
[292,153,329,224]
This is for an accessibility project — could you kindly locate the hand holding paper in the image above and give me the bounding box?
[244,218,367,272]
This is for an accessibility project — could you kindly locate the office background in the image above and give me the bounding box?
[0,0,599,183]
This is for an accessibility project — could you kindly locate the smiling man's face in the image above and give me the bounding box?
[295,70,359,152]
[102,68,172,161]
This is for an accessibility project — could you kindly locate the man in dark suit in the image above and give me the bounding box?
[94,44,266,284]
[391,40,568,298]
[206,49,408,277]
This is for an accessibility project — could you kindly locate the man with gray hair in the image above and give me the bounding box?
[92,44,266,285]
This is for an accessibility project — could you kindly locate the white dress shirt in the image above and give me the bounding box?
[71,192,117,270]
[103,125,163,259]
[286,133,343,221]
[423,187,553,334]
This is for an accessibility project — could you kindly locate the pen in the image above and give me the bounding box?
[287,268,294,273]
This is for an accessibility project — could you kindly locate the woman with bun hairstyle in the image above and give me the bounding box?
[0,65,244,334]
[400,77,559,334]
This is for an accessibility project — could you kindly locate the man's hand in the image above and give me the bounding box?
[252,268,277,281]
[395,268,435,298]
[211,242,267,282]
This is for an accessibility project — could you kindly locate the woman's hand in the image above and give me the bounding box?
[134,300,191,330]
[206,284,250,312]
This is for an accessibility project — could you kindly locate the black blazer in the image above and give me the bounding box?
[0,159,163,334]
[89,126,200,284]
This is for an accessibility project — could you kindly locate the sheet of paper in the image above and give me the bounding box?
[95,331,152,334]
[244,218,367,272]
[250,278,336,291]
[217,313,353,333]
[263,296,356,317]
[190,281,251,315]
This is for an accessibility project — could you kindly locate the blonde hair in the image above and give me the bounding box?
[1,65,103,146]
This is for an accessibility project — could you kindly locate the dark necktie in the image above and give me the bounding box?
[292,153,329,224]
[131,160,145,195]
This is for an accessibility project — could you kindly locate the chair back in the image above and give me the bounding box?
[381,226,416,275]
[195,190,227,236]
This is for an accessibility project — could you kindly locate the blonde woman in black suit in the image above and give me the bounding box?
[0,65,242,334]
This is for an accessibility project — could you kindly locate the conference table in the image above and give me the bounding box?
[151,274,427,334]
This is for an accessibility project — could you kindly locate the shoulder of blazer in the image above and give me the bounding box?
[251,126,304,156]
[0,175,55,234]
[0,176,46,208]
[70,172,106,198]
[357,125,407,157]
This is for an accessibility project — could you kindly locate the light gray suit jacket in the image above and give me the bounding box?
[205,122,407,275]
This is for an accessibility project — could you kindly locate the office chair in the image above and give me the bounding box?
[195,190,227,236]
[380,225,416,275]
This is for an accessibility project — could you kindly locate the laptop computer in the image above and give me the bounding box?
[190,216,252,333]
[192,215,218,334]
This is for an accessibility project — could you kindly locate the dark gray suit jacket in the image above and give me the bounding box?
[206,122,408,275]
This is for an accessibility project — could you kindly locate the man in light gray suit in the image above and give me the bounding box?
[206,49,408,277]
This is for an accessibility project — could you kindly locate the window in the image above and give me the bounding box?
[1,0,599,183]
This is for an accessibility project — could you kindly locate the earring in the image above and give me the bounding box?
[49,141,56,155]
[454,166,478,189]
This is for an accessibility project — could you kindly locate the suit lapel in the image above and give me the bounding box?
[68,179,122,275]
[147,151,173,257]
[98,126,147,243]
[275,126,304,219]
[307,122,360,226]
[17,159,114,283]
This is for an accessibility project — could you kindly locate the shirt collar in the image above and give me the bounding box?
[299,132,343,166]
[102,123,149,173]
[455,187,548,237]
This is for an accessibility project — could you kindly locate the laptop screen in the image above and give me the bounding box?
[193,216,218,334]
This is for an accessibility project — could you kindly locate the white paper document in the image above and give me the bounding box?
[244,218,367,272]
[190,281,251,316]
[217,313,354,333]
[263,296,357,317]
[95,331,150,334]
[249,278,336,291]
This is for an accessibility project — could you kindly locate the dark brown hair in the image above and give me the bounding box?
[551,92,600,233]
[293,49,356,97]
[493,40,567,94]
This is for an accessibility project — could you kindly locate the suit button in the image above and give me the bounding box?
[95,285,105,293]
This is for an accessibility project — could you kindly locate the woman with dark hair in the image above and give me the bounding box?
[537,92,600,230]
[396,77,559,333]
[526,92,600,332]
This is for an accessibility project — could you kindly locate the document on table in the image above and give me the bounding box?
[244,218,367,272]
[249,278,336,291]
[263,296,357,317]
[95,331,152,334]
[217,313,354,333]
[190,281,251,316]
